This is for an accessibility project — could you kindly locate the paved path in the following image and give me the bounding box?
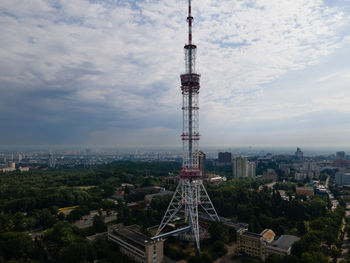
[338,232,349,262]
[266,182,276,189]
[214,243,240,263]
[337,206,350,262]
[324,175,338,210]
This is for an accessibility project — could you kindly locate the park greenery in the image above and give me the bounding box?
[0,160,347,262]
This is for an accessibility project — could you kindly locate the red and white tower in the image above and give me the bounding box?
[156,0,219,251]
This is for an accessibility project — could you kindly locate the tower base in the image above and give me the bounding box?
[156,179,219,251]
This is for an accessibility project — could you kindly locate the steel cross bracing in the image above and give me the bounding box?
[156,179,219,251]
[155,0,219,252]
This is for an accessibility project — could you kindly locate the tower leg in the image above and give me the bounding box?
[198,181,220,221]
[156,179,219,252]
[189,180,200,251]
[156,180,184,235]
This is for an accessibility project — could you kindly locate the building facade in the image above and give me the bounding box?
[194,150,206,179]
[233,157,256,178]
[336,151,346,160]
[248,162,256,178]
[295,147,303,161]
[218,152,232,164]
[262,169,278,181]
[237,228,275,261]
[108,225,164,263]
[237,229,299,261]
[335,172,350,186]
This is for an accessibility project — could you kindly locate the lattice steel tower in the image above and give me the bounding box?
[156,0,219,252]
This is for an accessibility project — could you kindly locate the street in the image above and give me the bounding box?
[338,207,350,262]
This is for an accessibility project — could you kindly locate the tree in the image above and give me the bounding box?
[301,251,328,263]
[266,254,282,263]
[211,240,227,259]
[249,215,262,233]
[59,241,95,263]
[208,222,229,243]
[91,215,107,234]
[297,220,306,235]
[330,247,341,262]
[43,222,80,247]
[0,232,35,260]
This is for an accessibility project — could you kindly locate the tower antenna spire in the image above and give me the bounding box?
[188,0,193,44]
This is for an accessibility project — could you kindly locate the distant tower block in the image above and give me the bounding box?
[48,153,56,168]
[156,0,219,252]
[194,150,206,179]
[295,147,303,161]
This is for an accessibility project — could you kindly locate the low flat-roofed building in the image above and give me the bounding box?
[108,225,164,263]
[19,167,30,172]
[1,167,16,172]
[144,190,173,203]
[238,229,299,261]
[208,176,227,184]
[262,169,278,181]
[296,187,314,196]
[266,235,300,257]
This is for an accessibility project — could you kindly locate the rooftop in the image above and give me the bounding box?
[110,225,154,251]
[145,190,173,198]
[270,235,300,250]
[242,231,262,239]
[260,229,275,243]
[296,187,313,190]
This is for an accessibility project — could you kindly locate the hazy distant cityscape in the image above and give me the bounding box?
[1,147,350,171]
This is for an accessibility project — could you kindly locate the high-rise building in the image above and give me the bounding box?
[295,147,303,161]
[248,162,256,178]
[233,157,248,178]
[336,151,346,160]
[194,150,206,179]
[218,152,232,164]
[48,153,56,168]
[233,157,256,178]
[335,172,350,186]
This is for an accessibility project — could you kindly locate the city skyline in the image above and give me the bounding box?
[1,0,350,147]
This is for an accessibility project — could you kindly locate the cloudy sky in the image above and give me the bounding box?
[1,0,350,148]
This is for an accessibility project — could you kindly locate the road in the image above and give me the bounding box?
[338,207,350,262]
[214,243,239,263]
[324,175,338,210]
[325,175,329,188]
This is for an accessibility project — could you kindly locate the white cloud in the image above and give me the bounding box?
[0,0,349,145]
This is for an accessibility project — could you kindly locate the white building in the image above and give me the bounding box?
[335,172,350,186]
[248,162,256,178]
[233,157,256,178]
[233,157,248,178]
[1,162,16,172]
